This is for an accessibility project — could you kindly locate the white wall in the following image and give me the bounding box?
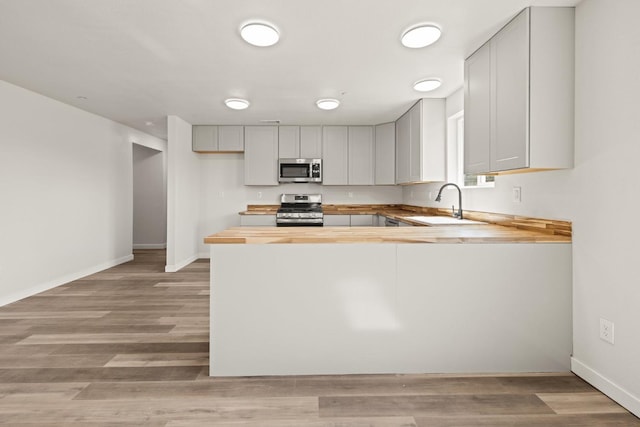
[0,79,166,306]
[133,143,166,249]
[198,153,402,256]
[166,115,201,272]
[404,0,640,415]
[570,0,640,416]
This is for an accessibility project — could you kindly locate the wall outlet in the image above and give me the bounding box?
[257,191,262,199]
[512,186,522,203]
[348,192,354,198]
[599,317,614,344]
[218,191,225,198]
[410,190,414,198]
[428,191,433,200]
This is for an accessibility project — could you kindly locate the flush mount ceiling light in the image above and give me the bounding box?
[401,24,441,48]
[225,98,250,110]
[316,99,340,110]
[240,22,280,47]
[413,78,442,92]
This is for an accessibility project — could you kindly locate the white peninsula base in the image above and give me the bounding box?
[209,243,572,376]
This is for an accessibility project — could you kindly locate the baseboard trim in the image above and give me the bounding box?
[572,357,640,417]
[133,243,167,250]
[165,254,198,273]
[0,254,134,307]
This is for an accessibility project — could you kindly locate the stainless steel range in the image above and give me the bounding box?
[276,194,323,227]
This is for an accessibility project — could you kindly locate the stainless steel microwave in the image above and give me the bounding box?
[278,158,322,183]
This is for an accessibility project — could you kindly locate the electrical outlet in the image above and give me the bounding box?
[218,191,225,198]
[428,191,433,200]
[512,186,522,203]
[348,192,354,198]
[410,190,414,198]
[599,318,614,344]
[257,191,262,199]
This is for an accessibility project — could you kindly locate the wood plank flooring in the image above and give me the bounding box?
[0,249,637,426]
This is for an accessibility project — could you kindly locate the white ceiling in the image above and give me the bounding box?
[0,0,581,139]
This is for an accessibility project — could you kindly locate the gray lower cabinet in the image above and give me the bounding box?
[324,215,351,226]
[193,125,244,152]
[350,215,375,226]
[240,215,276,226]
[244,126,279,185]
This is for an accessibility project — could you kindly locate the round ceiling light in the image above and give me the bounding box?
[240,22,279,47]
[316,99,340,110]
[413,79,442,92]
[401,25,441,48]
[225,98,250,110]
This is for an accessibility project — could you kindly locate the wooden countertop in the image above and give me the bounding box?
[238,204,572,238]
[204,225,571,244]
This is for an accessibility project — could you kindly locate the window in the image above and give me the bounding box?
[447,111,494,188]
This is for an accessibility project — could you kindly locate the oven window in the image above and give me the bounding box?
[280,164,310,178]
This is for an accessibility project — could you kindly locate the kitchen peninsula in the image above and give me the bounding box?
[204,219,572,377]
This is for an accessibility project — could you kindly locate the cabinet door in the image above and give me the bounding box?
[322,126,348,185]
[350,215,374,226]
[395,112,410,184]
[300,126,322,158]
[192,125,218,152]
[218,126,244,151]
[278,126,300,158]
[375,123,395,185]
[240,215,276,226]
[492,8,529,171]
[348,126,374,185]
[324,215,351,226]
[464,43,492,174]
[244,126,279,185]
[409,102,422,182]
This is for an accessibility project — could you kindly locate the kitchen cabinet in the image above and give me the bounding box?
[193,125,244,152]
[348,126,375,185]
[464,7,574,174]
[244,126,279,185]
[278,126,300,158]
[324,215,351,226]
[375,122,395,185]
[240,215,276,226]
[300,126,322,158]
[278,126,322,159]
[395,99,445,184]
[322,126,349,185]
[322,125,375,186]
[350,214,374,226]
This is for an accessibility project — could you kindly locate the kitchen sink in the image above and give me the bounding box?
[406,216,487,226]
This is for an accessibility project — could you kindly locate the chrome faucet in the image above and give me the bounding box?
[435,183,463,219]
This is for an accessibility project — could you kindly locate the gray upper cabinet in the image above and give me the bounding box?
[395,99,445,184]
[193,125,244,152]
[244,126,279,186]
[375,122,395,185]
[464,7,574,174]
[322,125,376,186]
[278,126,322,159]
[322,126,349,185]
[464,42,492,174]
[348,126,374,185]
[278,126,300,158]
[218,126,244,151]
[299,126,322,158]
[395,111,410,184]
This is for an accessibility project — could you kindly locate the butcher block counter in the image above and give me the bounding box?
[207,208,573,377]
[204,224,570,244]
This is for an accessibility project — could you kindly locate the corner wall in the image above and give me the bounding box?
[166,115,200,271]
[0,79,165,306]
[404,0,640,415]
[133,144,167,249]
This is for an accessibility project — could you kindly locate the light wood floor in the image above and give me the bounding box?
[0,249,637,426]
